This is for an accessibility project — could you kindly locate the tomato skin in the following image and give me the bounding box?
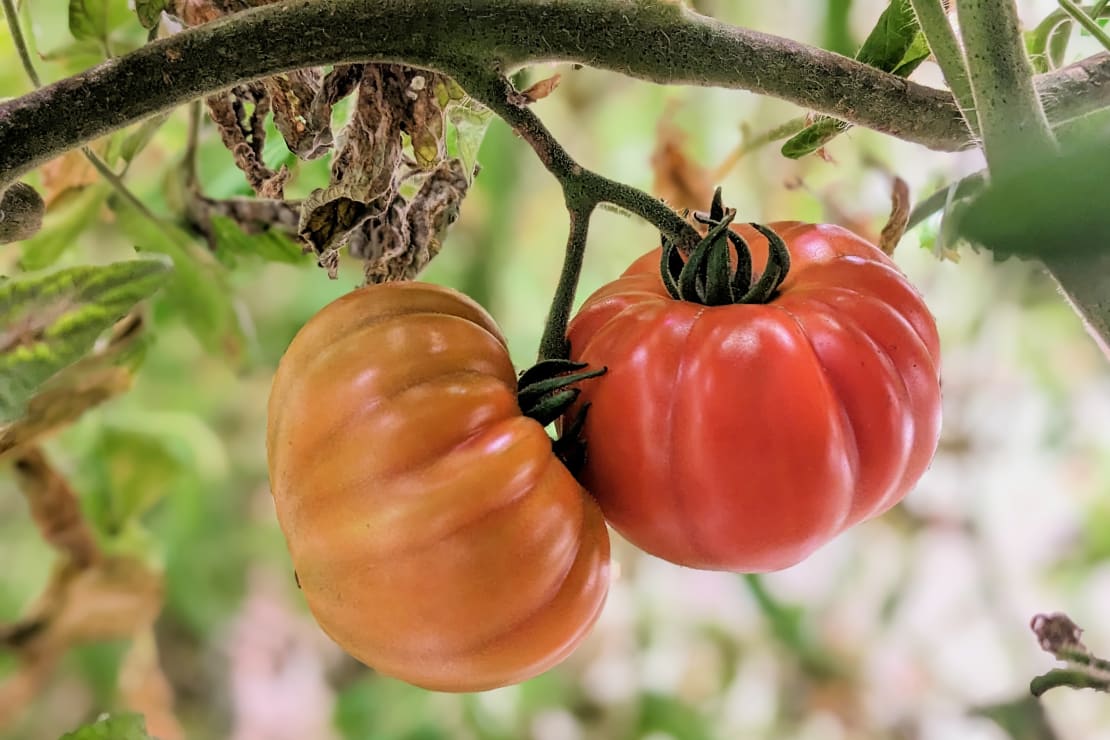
[566,222,942,572]
[267,282,609,692]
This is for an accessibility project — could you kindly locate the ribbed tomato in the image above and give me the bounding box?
[267,282,610,692]
[566,221,942,572]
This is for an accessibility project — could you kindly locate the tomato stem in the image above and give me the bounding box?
[537,204,595,361]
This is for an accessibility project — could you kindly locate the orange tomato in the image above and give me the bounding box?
[268,282,609,691]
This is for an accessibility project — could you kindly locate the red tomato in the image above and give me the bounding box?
[566,222,942,572]
[268,282,610,691]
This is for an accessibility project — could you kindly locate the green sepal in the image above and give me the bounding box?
[728,230,754,297]
[708,186,726,223]
[660,235,683,300]
[738,223,791,303]
[517,356,607,428]
[517,358,589,390]
[518,366,606,410]
[677,212,735,302]
[526,388,580,428]
[705,230,734,305]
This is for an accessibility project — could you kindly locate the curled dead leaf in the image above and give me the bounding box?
[39,150,99,208]
[651,105,714,213]
[520,73,563,103]
[879,176,911,255]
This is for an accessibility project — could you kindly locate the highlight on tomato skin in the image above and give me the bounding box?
[266,281,611,692]
[564,221,943,574]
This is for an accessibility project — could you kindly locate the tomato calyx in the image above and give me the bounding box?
[661,188,792,306]
[518,358,605,473]
[517,359,605,427]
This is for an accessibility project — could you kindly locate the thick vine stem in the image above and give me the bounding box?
[957,0,1058,176]
[909,0,978,135]
[3,1,1110,192]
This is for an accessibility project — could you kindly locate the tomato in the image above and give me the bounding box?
[566,221,942,572]
[267,282,610,692]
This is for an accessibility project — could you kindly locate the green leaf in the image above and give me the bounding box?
[854,0,922,70]
[782,0,925,158]
[973,697,1060,740]
[209,215,307,266]
[38,38,106,62]
[61,713,153,740]
[20,186,110,271]
[118,113,171,164]
[780,118,849,159]
[957,138,1110,260]
[890,31,931,77]
[0,259,171,422]
[69,0,110,42]
[335,677,450,740]
[112,203,246,360]
[447,102,494,183]
[957,135,1110,353]
[636,694,713,740]
[133,0,166,29]
[83,426,188,537]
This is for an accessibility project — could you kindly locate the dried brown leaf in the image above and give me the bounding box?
[120,630,185,740]
[651,108,714,213]
[0,554,162,729]
[39,150,99,208]
[1032,613,1087,656]
[266,69,330,159]
[11,448,100,568]
[879,176,911,255]
[359,158,469,284]
[206,85,288,198]
[520,73,563,103]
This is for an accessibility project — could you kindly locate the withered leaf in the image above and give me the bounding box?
[650,110,714,213]
[298,184,378,257]
[265,69,330,160]
[358,158,469,284]
[206,85,288,198]
[879,176,911,255]
[39,149,99,208]
[520,73,563,103]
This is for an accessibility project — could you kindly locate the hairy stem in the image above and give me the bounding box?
[1,0,41,88]
[1031,668,1110,696]
[1058,0,1110,51]
[539,206,595,362]
[2,0,1107,192]
[1,1,1108,193]
[453,67,699,357]
[907,171,987,230]
[910,0,979,135]
[3,0,163,241]
[455,67,700,246]
[957,0,1057,177]
[711,117,808,180]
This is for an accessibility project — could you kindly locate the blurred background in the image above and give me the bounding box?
[4,0,1110,738]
